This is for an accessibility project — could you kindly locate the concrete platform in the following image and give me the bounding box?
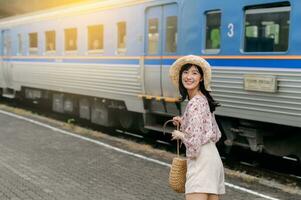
[0,109,300,200]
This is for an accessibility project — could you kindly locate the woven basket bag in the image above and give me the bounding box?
[163,120,187,193]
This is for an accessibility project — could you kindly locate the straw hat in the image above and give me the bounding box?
[169,55,212,91]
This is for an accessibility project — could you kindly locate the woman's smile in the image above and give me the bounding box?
[181,66,202,91]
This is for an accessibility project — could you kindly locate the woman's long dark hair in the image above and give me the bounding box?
[178,63,220,113]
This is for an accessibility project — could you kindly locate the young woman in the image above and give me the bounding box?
[169,55,225,200]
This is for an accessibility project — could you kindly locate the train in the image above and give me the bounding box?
[0,0,300,160]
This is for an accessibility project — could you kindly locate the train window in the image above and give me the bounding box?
[244,5,290,52]
[117,21,126,51]
[148,18,159,54]
[18,34,23,55]
[88,24,104,52]
[2,32,11,56]
[45,31,56,52]
[29,32,38,54]
[64,28,77,51]
[165,16,177,53]
[205,11,221,52]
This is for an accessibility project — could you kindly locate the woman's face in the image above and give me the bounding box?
[181,65,203,91]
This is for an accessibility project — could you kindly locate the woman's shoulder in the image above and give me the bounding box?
[186,95,207,112]
[189,95,207,106]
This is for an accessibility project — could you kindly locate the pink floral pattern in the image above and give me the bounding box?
[180,95,221,158]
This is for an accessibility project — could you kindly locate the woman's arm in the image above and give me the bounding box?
[181,99,213,158]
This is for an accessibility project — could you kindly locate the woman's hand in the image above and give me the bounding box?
[172,116,182,127]
[171,130,185,141]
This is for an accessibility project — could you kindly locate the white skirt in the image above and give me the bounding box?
[185,142,225,195]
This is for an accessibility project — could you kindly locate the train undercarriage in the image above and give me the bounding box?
[2,86,301,162]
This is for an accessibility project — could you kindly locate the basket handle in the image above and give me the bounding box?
[163,119,181,157]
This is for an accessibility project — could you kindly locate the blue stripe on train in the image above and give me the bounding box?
[62,58,140,65]
[208,59,301,68]
[4,58,140,65]
[3,58,301,68]
[4,58,56,62]
[156,59,301,68]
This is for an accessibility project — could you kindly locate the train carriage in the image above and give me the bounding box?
[0,0,300,159]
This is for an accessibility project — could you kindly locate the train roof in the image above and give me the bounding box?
[0,0,157,28]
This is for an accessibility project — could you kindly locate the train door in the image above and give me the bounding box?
[161,4,178,98]
[0,30,3,88]
[1,29,13,89]
[144,6,163,96]
[144,4,178,97]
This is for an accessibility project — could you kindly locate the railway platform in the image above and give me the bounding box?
[0,108,300,200]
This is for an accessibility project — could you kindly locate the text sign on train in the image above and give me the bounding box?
[244,75,277,93]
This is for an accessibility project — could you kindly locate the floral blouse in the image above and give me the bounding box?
[180,95,221,158]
